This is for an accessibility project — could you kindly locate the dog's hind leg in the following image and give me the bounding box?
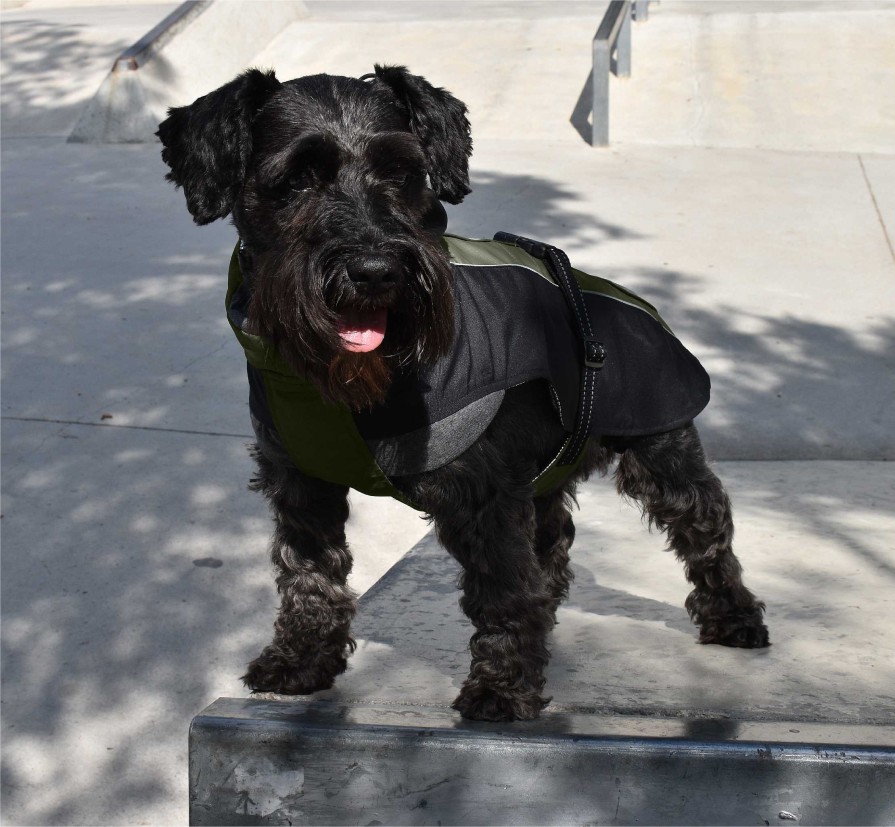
[534,487,577,618]
[614,424,769,648]
[242,443,356,695]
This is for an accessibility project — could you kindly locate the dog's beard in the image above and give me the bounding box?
[247,232,455,412]
[392,233,455,366]
[327,350,393,409]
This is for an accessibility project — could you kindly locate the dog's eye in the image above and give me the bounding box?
[392,169,423,189]
[264,171,315,203]
[287,170,316,193]
[288,178,312,194]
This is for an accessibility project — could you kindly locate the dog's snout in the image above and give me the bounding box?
[346,254,399,288]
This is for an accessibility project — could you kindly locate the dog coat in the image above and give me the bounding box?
[227,233,710,510]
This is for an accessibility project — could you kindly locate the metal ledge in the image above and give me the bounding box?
[190,698,895,825]
[113,0,208,71]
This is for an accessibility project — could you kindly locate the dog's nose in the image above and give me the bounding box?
[346,254,399,288]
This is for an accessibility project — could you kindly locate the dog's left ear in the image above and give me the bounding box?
[372,65,472,204]
[157,68,281,224]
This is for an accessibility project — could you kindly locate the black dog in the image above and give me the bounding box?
[158,66,769,722]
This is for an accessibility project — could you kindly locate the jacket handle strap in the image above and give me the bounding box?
[494,232,606,466]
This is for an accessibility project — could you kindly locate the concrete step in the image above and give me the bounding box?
[190,461,895,824]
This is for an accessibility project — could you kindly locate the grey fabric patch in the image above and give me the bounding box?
[365,390,505,476]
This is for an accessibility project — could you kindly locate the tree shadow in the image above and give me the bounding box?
[615,267,895,463]
[447,168,644,247]
[2,17,121,137]
[0,140,268,824]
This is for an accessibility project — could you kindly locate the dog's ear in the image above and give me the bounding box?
[372,65,472,205]
[157,68,281,224]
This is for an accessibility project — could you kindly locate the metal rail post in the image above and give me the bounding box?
[591,0,632,146]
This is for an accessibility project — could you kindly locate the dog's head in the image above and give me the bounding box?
[158,66,472,409]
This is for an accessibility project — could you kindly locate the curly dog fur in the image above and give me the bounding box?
[159,65,769,722]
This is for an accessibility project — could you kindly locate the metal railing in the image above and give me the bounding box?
[589,0,650,146]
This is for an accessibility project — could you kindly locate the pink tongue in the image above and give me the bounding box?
[337,307,387,353]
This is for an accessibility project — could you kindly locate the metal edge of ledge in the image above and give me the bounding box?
[195,696,895,749]
[114,0,210,72]
[189,697,895,826]
[68,0,309,143]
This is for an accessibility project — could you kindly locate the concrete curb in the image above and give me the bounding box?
[68,0,308,143]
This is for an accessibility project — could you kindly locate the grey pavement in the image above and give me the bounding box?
[2,1,895,825]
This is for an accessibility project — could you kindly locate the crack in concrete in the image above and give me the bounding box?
[1,415,251,439]
[857,154,895,268]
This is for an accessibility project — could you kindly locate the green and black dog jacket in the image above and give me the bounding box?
[226,233,710,510]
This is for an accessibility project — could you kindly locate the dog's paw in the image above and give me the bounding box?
[686,591,770,649]
[452,682,550,722]
[697,611,770,649]
[242,646,344,695]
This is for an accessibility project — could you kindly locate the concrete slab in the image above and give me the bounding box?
[254,5,599,145]
[1,139,246,432]
[610,3,895,153]
[189,461,895,824]
[255,2,895,154]
[860,154,895,258]
[68,0,311,143]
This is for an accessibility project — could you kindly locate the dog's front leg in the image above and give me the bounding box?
[429,491,556,722]
[614,424,770,648]
[243,445,356,695]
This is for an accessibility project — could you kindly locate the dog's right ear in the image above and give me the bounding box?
[157,69,281,225]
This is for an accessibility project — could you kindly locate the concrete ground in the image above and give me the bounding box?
[2,0,894,825]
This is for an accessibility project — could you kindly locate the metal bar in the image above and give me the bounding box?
[113,0,207,71]
[633,0,649,21]
[592,38,610,146]
[617,2,632,77]
[595,0,629,44]
[591,1,630,146]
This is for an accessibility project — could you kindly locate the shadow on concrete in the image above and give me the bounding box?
[2,142,893,823]
[567,562,695,636]
[569,69,594,145]
[615,267,895,461]
[1,17,123,137]
[448,167,644,247]
[447,168,895,462]
[0,140,268,824]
